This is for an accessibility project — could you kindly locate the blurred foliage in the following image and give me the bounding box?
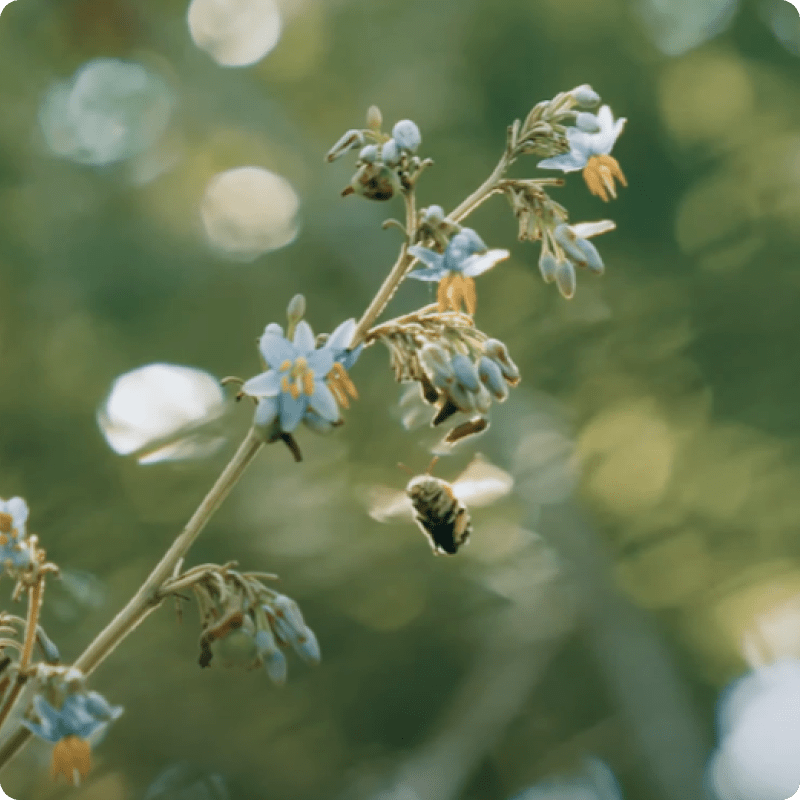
[1,0,800,798]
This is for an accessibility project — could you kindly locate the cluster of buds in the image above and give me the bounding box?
[20,665,122,786]
[503,181,616,299]
[326,107,430,200]
[163,563,320,686]
[366,306,519,442]
[508,83,603,160]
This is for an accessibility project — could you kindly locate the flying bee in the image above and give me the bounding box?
[368,454,513,555]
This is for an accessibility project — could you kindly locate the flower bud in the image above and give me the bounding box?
[538,252,558,284]
[573,237,604,274]
[553,224,589,267]
[286,294,305,325]
[483,339,520,383]
[419,344,456,391]
[391,119,422,153]
[359,144,380,164]
[450,353,481,393]
[575,112,601,133]
[381,138,401,166]
[421,204,445,225]
[571,84,600,107]
[555,259,576,299]
[366,105,382,131]
[478,356,509,401]
[325,129,365,162]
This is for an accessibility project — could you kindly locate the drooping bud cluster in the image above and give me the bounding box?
[326,108,429,200]
[366,306,519,442]
[164,563,320,686]
[21,665,122,786]
[503,180,617,298]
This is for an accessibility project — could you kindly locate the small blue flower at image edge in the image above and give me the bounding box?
[22,691,123,786]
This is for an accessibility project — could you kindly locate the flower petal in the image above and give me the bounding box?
[570,220,616,238]
[241,370,281,398]
[325,319,356,353]
[254,396,279,428]
[259,333,296,370]
[591,106,626,155]
[408,245,444,271]
[306,348,334,376]
[308,382,339,423]
[406,266,448,282]
[292,321,316,353]
[6,497,28,530]
[536,150,588,172]
[460,249,509,277]
[303,409,337,433]
[279,392,307,432]
[338,344,362,371]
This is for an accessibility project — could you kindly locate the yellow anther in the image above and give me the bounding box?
[51,735,92,785]
[437,273,455,312]
[279,359,292,372]
[289,381,301,401]
[0,514,11,535]
[328,380,349,408]
[281,375,291,393]
[583,155,627,202]
[0,535,7,546]
[302,370,315,396]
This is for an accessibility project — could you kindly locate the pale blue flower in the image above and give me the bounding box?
[537,105,626,172]
[23,691,123,744]
[243,318,360,434]
[0,496,31,569]
[408,228,509,314]
[537,105,627,202]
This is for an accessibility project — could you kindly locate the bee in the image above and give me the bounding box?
[368,454,513,555]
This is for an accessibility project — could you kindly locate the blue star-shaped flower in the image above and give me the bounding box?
[23,692,123,744]
[537,105,627,202]
[407,228,509,314]
[242,318,360,434]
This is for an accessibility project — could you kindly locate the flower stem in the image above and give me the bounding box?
[0,578,45,739]
[0,427,265,772]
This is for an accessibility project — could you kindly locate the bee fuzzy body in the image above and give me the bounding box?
[406,476,472,555]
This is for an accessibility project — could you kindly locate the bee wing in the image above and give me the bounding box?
[366,486,414,522]
[451,454,513,506]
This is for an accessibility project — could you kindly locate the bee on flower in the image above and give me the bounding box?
[326,109,427,201]
[407,227,509,315]
[537,105,627,202]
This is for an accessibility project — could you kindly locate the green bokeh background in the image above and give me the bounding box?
[1,0,799,798]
